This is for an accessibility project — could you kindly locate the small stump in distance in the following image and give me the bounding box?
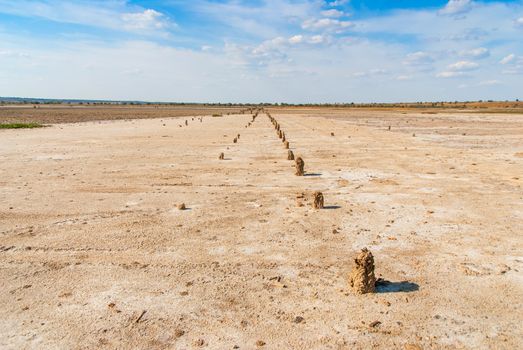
[331,132,335,136]
[287,150,295,160]
[295,157,305,176]
[219,152,224,160]
[349,248,376,294]
[177,203,187,211]
[237,134,240,139]
[313,191,324,209]
[284,141,289,149]
[233,138,238,143]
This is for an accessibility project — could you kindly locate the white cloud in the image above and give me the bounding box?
[191,0,319,39]
[0,1,174,35]
[321,9,344,18]
[436,71,466,78]
[289,35,304,44]
[459,47,489,59]
[302,18,353,32]
[352,68,388,78]
[308,35,326,44]
[499,54,523,75]
[0,50,30,58]
[500,54,516,65]
[478,80,501,86]
[502,68,523,75]
[436,60,479,78]
[516,17,523,27]
[439,0,473,16]
[403,51,434,66]
[447,60,479,71]
[121,9,170,31]
[329,0,349,6]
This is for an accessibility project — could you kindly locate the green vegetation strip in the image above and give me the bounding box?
[0,123,45,129]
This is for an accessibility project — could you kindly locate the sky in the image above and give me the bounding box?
[0,0,522,103]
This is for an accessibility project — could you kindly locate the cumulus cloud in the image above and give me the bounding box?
[403,51,434,66]
[308,35,326,44]
[0,1,175,35]
[0,49,30,58]
[478,80,501,86]
[438,0,473,16]
[247,33,331,66]
[289,35,304,44]
[516,17,523,27]
[321,9,344,18]
[328,0,349,6]
[437,60,479,78]
[121,9,170,31]
[459,47,489,59]
[499,54,523,75]
[302,18,353,32]
[352,68,388,78]
[500,54,516,65]
[447,60,479,71]
[436,71,466,78]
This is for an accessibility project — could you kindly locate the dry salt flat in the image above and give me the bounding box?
[1,109,522,349]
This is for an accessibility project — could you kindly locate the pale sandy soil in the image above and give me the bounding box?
[0,110,522,349]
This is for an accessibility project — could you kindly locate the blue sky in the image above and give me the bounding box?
[0,0,522,103]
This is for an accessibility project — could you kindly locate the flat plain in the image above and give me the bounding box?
[0,106,522,349]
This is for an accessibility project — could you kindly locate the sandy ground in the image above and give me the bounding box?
[0,110,522,349]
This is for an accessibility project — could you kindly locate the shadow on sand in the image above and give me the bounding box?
[376,279,419,293]
[304,173,322,177]
[323,205,342,210]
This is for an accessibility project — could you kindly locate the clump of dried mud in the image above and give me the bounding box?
[313,191,324,209]
[349,248,376,294]
[295,157,304,176]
